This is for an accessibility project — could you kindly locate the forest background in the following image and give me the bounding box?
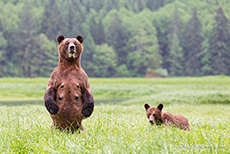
[0,0,230,78]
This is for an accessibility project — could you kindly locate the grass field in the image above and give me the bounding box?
[0,76,230,153]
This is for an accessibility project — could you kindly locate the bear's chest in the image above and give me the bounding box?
[53,78,84,125]
[54,69,87,88]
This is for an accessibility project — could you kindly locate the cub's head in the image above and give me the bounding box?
[144,103,163,125]
[57,35,84,61]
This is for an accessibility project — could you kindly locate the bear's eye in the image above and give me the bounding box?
[153,114,157,118]
[147,114,151,118]
[66,42,70,46]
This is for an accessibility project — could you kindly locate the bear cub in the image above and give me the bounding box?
[44,35,94,133]
[144,103,190,130]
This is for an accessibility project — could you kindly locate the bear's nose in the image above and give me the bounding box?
[70,45,75,50]
[149,119,154,124]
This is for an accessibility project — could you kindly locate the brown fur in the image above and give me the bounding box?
[44,35,94,133]
[144,103,190,130]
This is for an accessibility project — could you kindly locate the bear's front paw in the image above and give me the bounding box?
[82,89,94,118]
[82,102,94,118]
[47,103,59,115]
[82,108,93,118]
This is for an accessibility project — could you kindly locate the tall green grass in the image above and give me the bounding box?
[0,104,229,153]
[0,76,230,153]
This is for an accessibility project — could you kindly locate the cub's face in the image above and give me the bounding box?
[144,103,163,125]
[57,35,84,60]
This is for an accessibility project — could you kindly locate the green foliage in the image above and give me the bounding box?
[60,0,83,37]
[104,10,130,66]
[0,2,21,32]
[39,34,58,77]
[1,0,230,77]
[115,64,131,77]
[41,0,63,40]
[168,33,184,76]
[209,7,230,75]
[93,44,117,77]
[153,68,168,77]
[184,8,203,76]
[0,33,7,77]
[127,9,161,76]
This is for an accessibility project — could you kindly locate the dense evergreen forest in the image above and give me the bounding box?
[0,0,230,77]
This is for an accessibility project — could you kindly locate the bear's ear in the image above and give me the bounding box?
[76,35,84,43]
[144,103,150,110]
[57,35,65,44]
[157,103,164,111]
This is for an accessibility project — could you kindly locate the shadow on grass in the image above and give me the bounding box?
[0,98,131,106]
[95,98,131,104]
[1,96,228,106]
[0,100,43,106]
[199,99,230,104]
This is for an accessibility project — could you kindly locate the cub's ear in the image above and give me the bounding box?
[144,103,150,110]
[76,35,84,43]
[157,103,164,111]
[57,35,65,44]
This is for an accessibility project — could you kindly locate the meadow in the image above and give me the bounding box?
[0,76,230,153]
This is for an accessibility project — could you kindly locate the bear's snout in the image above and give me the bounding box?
[70,45,74,50]
[148,114,154,124]
[69,43,75,54]
[149,119,154,125]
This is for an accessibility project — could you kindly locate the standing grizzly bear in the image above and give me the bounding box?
[144,103,190,130]
[44,35,94,133]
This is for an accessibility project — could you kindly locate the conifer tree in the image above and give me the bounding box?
[16,2,42,77]
[41,0,63,40]
[106,13,129,66]
[155,20,170,73]
[168,5,184,76]
[61,0,83,37]
[209,7,230,75]
[184,8,203,76]
[89,12,105,45]
[168,33,184,76]
[146,0,164,11]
